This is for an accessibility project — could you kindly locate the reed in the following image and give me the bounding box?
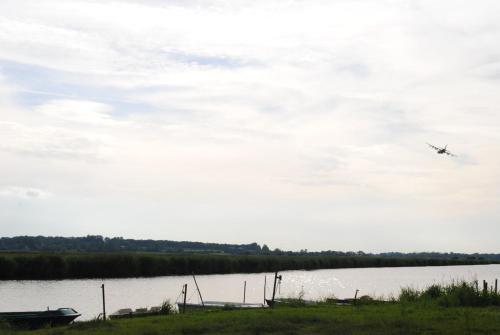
[0,252,494,280]
[398,280,500,307]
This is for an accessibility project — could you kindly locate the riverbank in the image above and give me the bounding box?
[3,303,500,334]
[3,281,500,334]
[0,252,495,280]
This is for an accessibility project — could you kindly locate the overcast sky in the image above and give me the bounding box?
[1,0,500,252]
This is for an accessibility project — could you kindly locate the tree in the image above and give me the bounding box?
[262,244,270,254]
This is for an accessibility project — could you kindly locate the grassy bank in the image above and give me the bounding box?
[3,282,500,334]
[3,303,500,334]
[0,252,494,280]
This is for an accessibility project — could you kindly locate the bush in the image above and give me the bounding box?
[160,300,176,315]
[399,287,420,302]
[399,281,500,307]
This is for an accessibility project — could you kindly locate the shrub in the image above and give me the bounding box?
[160,300,176,315]
[398,287,420,302]
[399,281,500,307]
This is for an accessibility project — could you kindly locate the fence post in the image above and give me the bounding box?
[243,281,247,304]
[495,279,498,294]
[271,272,282,308]
[263,276,267,304]
[101,284,106,321]
[182,284,187,314]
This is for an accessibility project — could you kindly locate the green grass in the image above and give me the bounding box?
[4,282,500,334]
[3,304,500,335]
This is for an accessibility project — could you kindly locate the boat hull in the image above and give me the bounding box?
[0,308,80,329]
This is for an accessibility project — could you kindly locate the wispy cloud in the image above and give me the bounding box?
[0,121,112,161]
[0,186,51,200]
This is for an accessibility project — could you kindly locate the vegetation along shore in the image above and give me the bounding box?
[2,281,500,334]
[0,252,496,280]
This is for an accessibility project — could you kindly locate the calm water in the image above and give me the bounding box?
[1,264,499,320]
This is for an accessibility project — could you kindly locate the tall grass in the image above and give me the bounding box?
[0,252,493,280]
[398,281,500,307]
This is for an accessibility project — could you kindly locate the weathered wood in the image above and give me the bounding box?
[101,284,106,321]
[243,281,247,304]
[271,272,282,308]
[182,284,187,314]
[263,276,267,304]
[192,274,204,307]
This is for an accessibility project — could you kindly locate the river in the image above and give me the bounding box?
[1,264,499,320]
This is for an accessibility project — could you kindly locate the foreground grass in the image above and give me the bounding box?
[4,303,500,335]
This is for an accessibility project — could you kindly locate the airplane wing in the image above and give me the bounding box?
[445,151,457,157]
[427,143,440,151]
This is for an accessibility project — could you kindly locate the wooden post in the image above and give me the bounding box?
[495,279,498,294]
[354,289,359,305]
[243,281,247,304]
[271,272,278,307]
[483,280,488,294]
[263,276,267,304]
[182,284,187,314]
[474,280,479,292]
[271,272,282,308]
[192,273,204,307]
[101,284,106,321]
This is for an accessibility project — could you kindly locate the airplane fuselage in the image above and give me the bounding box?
[427,143,455,157]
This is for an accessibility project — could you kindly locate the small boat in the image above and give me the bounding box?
[0,308,80,329]
[177,301,267,311]
[265,299,316,307]
[109,306,163,319]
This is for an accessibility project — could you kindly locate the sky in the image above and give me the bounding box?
[1,0,500,253]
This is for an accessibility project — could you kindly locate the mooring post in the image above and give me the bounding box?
[101,284,106,321]
[271,272,282,308]
[192,273,204,307]
[263,276,267,304]
[271,272,278,307]
[182,284,187,314]
[243,281,247,304]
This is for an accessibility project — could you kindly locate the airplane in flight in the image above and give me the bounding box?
[427,143,457,157]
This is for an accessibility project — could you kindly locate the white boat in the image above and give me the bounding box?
[109,306,162,319]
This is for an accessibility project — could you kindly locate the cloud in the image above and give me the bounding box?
[0,186,51,200]
[163,50,258,68]
[35,99,115,125]
[0,121,112,161]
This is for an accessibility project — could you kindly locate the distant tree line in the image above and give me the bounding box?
[0,252,494,280]
[0,235,262,254]
[1,236,500,261]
